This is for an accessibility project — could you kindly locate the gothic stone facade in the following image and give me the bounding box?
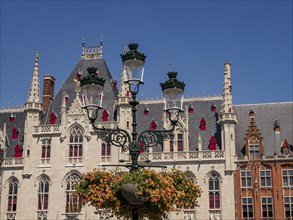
[0,42,292,220]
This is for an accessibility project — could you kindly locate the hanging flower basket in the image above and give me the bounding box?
[77,169,201,220]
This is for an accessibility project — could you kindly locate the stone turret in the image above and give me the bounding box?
[25,51,42,113]
[219,62,237,172]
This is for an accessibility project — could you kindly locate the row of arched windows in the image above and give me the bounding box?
[5,172,81,215]
[6,171,222,216]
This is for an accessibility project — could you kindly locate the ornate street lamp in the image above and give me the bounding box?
[80,43,185,219]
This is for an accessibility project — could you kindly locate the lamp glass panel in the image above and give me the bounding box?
[123,60,144,84]
[163,87,184,110]
[82,84,103,107]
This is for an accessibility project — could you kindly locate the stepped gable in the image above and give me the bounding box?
[136,97,222,152]
[234,102,293,157]
[0,109,26,157]
[42,58,118,124]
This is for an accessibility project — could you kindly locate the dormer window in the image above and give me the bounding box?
[199,117,206,131]
[209,135,217,150]
[248,135,260,159]
[49,112,57,124]
[12,127,19,140]
[143,106,150,115]
[102,109,109,122]
[9,113,16,122]
[14,144,22,158]
[150,119,158,131]
[211,103,216,112]
[188,104,194,113]
[281,139,291,155]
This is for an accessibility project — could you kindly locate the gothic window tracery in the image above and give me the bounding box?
[208,172,221,210]
[38,176,50,210]
[248,135,260,159]
[65,172,81,213]
[7,177,18,213]
[68,126,84,159]
[101,143,111,156]
[41,139,51,160]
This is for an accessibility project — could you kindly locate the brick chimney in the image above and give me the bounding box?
[42,75,55,112]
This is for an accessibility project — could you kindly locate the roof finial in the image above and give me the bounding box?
[82,33,86,47]
[98,32,103,54]
[168,64,172,72]
[34,50,39,67]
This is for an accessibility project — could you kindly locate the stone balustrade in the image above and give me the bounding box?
[33,125,61,135]
[237,154,293,162]
[139,150,225,163]
[3,158,24,168]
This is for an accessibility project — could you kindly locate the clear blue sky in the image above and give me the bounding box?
[0,0,292,107]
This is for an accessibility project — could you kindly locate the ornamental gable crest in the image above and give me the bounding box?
[67,97,85,115]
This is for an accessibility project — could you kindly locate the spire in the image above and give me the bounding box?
[221,62,233,114]
[26,51,41,104]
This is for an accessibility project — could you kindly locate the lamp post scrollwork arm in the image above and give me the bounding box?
[80,43,186,220]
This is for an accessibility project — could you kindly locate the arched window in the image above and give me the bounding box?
[38,176,50,210]
[248,135,260,159]
[41,139,51,160]
[208,172,221,210]
[101,143,111,156]
[7,178,18,212]
[168,129,184,152]
[68,126,83,159]
[65,172,81,213]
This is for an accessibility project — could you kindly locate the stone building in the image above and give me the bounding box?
[0,39,292,220]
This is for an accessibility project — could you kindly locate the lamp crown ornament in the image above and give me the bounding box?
[80,67,106,87]
[160,71,186,91]
[121,43,146,63]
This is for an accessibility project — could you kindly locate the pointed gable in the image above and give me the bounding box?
[281,139,292,154]
[41,54,118,124]
[243,109,264,159]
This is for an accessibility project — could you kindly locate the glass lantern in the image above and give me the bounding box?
[121,43,146,94]
[80,67,105,121]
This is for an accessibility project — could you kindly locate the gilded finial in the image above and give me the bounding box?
[73,79,81,93]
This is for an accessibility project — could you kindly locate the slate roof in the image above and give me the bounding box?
[41,58,118,124]
[0,110,26,157]
[1,52,292,160]
[234,102,293,157]
[136,98,223,151]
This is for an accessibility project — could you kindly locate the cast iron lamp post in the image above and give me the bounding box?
[80,43,185,219]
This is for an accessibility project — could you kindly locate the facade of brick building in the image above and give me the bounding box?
[234,109,293,219]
